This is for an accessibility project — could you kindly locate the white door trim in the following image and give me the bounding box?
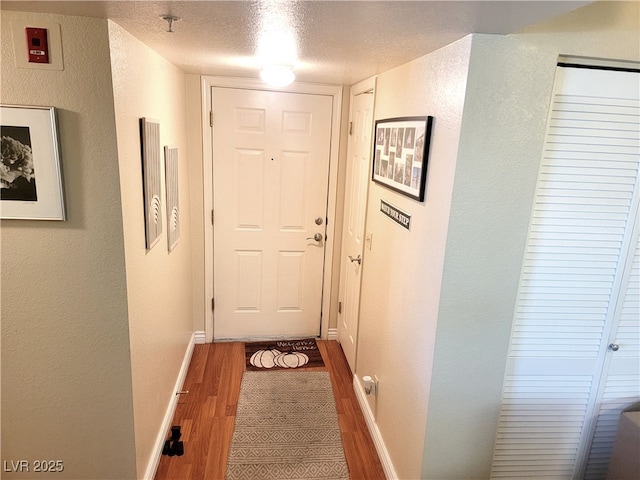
[201,76,343,343]
[338,75,376,372]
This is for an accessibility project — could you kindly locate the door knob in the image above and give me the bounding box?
[608,343,620,351]
[307,233,323,242]
[348,255,362,265]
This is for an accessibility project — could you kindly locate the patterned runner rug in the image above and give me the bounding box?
[244,339,325,371]
[225,371,349,480]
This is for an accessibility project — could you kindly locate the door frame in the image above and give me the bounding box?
[338,75,376,372]
[201,76,343,343]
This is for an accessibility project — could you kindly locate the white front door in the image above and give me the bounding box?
[212,87,333,340]
[338,78,375,372]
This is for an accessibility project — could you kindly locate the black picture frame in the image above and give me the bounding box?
[372,116,433,202]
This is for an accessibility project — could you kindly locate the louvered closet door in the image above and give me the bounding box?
[490,65,640,479]
[583,235,640,479]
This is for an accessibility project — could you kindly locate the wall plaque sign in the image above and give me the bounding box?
[380,200,411,230]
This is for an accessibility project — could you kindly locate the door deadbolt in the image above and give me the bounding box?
[315,217,324,225]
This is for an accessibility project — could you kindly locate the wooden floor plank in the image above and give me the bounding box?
[183,343,209,385]
[154,340,385,480]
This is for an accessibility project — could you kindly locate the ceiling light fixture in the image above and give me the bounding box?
[255,1,298,87]
[260,64,295,87]
[257,31,297,87]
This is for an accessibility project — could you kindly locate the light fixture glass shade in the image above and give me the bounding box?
[260,65,295,87]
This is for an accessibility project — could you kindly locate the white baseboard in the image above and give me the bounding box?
[327,327,338,340]
[353,375,398,480]
[143,332,196,480]
[194,330,206,344]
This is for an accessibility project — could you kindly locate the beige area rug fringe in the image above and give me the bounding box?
[225,370,349,480]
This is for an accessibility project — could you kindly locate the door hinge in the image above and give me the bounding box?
[210,111,213,127]
[211,298,215,311]
[349,121,353,135]
[338,301,342,314]
[211,209,214,225]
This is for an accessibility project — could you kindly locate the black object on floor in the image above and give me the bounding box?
[161,425,184,457]
[173,441,184,456]
[162,440,172,455]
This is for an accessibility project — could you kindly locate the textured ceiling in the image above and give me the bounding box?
[1,1,591,85]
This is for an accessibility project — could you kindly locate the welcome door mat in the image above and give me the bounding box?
[245,339,324,371]
[226,371,349,480]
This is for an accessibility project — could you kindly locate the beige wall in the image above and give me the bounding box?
[0,11,137,480]
[423,1,640,478]
[108,21,194,477]
[356,37,472,479]
[422,34,546,479]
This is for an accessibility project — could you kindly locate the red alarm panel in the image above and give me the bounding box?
[25,27,49,63]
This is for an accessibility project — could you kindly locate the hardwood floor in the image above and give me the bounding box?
[154,340,386,480]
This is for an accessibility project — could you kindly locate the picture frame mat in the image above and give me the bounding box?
[1,104,65,220]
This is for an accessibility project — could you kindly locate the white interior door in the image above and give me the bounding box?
[338,78,375,372]
[212,87,333,340]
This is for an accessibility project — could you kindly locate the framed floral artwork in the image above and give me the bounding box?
[1,104,65,220]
